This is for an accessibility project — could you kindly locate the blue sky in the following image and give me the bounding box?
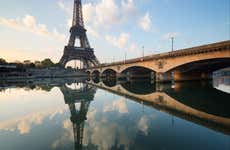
[0,0,229,63]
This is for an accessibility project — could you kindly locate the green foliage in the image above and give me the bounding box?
[0,58,58,69]
[0,58,7,64]
[40,58,55,68]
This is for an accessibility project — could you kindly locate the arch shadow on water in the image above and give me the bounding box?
[102,69,117,78]
[164,81,230,118]
[120,79,156,95]
[102,78,117,87]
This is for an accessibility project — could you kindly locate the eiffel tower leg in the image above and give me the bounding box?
[68,34,76,47]
[82,59,90,69]
[59,55,68,67]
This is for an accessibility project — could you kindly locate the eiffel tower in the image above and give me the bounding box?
[59,0,99,68]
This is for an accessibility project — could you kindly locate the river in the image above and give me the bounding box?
[0,78,229,150]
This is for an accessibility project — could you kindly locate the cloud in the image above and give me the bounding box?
[95,0,120,27]
[52,119,74,149]
[139,12,152,32]
[0,15,66,41]
[57,0,139,33]
[86,25,100,39]
[0,107,66,134]
[121,0,136,14]
[162,32,180,40]
[137,116,149,135]
[104,98,129,114]
[105,33,130,49]
[23,15,36,28]
[57,1,72,16]
[126,43,141,55]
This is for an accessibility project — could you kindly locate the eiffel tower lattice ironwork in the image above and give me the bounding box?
[59,0,99,68]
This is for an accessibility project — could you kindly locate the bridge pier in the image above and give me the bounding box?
[156,72,173,83]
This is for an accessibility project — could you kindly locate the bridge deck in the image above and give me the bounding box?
[89,40,230,69]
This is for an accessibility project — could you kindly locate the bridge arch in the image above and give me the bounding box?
[121,66,156,74]
[118,63,157,74]
[163,52,230,73]
[165,58,230,81]
[120,66,156,80]
[60,57,94,69]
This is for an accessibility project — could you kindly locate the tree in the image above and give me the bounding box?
[0,58,7,64]
[41,58,55,68]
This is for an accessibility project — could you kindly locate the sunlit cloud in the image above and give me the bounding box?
[139,12,152,32]
[52,119,74,149]
[104,98,129,114]
[0,107,67,134]
[105,33,130,49]
[0,15,66,41]
[137,116,149,135]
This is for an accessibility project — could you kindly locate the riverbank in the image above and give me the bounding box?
[0,67,88,79]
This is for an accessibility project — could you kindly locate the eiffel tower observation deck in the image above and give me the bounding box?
[59,0,99,68]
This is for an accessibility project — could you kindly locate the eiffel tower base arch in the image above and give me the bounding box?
[59,46,99,68]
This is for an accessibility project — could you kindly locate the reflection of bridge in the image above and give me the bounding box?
[87,80,230,135]
[87,41,230,82]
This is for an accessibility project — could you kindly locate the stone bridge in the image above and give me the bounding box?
[86,41,230,82]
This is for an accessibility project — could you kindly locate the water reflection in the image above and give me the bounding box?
[88,79,230,135]
[120,80,155,95]
[62,83,96,149]
[0,78,229,150]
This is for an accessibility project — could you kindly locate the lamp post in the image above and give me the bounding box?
[171,37,174,52]
[171,37,175,85]
[142,46,145,58]
[124,52,127,64]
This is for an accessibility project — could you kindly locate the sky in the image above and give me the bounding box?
[0,0,229,63]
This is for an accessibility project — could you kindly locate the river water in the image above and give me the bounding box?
[0,78,229,150]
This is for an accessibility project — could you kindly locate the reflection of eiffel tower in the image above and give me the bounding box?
[69,100,90,149]
[60,83,96,149]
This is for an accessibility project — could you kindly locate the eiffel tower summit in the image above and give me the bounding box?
[59,0,99,68]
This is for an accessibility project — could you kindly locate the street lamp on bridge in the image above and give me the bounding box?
[171,37,174,52]
[142,46,145,58]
